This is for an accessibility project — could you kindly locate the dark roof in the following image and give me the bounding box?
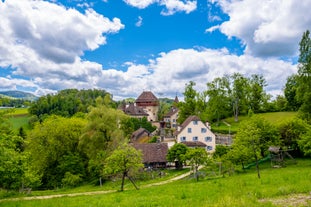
[164,108,178,117]
[136,91,158,103]
[174,96,179,103]
[182,141,207,147]
[131,128,150,141]
[133,143,168,163]
[123,103,148,116]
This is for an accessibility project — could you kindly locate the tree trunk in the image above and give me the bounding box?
[195,165,199,182]
[233,98,239,122]
[255,153,260,179]
[127,176,139,190]
[120,172,126,191]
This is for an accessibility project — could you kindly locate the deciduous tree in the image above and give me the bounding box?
[104,143,143,191]
[185,147,208,181]
[230,116,280,178]
[167,143,188,169]
[297,30,311,121]
[27,115,86,188]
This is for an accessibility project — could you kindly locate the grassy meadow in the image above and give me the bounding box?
[1,108,31,131]
[212,112,298,134]
[1,159,311,207]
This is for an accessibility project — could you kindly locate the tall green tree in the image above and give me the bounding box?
[79,96,130,180]
[104,143,143,191]
[177,81,198,124]
[27,115,87,188]
[297,30,311,121]
[205,76,231,124]
[284,74,301,111]
[247,74,270,113]
[231,73,249,121]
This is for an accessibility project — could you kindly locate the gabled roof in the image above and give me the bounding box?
[180,115,201,129]
[164,108,178,117]
[175,115,206,136]
[131,127,150,142]
[123,103,148,116]
[135,91,158,103]
[133,143,168,163]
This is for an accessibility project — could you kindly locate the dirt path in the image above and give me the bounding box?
[260,193,311,206]
[1,168,197,202]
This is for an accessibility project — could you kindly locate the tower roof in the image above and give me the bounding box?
[136,91,158,103]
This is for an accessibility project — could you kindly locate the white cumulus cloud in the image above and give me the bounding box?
[209,0,311,57]
[0,0,124,95]
[95,48,297,100]
[124,0,197,15]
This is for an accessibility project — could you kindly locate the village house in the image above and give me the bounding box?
[175,115,216,153]
[163,96,179,129]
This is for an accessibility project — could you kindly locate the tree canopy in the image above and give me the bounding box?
[104,143,143,191]
[29,88,111,118]
[296,30,311,121]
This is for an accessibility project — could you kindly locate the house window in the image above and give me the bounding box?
[206,146,213,151]
[193,120,198,125]
[201,128,207,133]
[193,136,198,141]
[180,136,186,142]
[172,119,176,123]
[205,137,212,142]
[188,128,192,133]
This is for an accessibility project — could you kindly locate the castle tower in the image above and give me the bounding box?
[135,91,159,122]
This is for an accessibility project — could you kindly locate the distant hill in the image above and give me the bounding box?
[0,90,38,101]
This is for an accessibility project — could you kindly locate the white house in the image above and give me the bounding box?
[175,115,216,153]
[163,96,179,129]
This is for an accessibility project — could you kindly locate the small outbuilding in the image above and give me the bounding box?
[133,143,168,168]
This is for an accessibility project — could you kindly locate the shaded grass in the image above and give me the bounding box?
[1,159,311,207]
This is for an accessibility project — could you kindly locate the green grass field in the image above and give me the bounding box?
[212,112,298,134]
[0,108,31,131]
[1,159,310,207]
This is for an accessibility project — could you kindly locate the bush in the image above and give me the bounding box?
[61,172,82,187]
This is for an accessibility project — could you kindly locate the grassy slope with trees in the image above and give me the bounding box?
[1,30,311,206]
[1,159,311,206]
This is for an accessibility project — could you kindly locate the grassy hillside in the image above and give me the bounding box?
[0,90,38,101]
[211,112,298,134]
[1,108,31,131]
[1,159,310,206]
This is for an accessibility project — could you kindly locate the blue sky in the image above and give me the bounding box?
[0,0,310,100]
